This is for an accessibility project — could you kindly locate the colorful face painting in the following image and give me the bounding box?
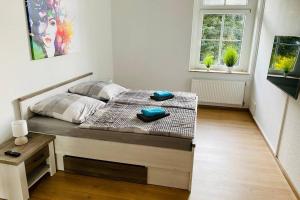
[25,0,77,60]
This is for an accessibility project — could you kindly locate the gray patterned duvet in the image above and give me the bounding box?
[80,103,196,139]
[111,90,197,110]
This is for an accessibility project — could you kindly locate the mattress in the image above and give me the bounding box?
[28,116,194,151]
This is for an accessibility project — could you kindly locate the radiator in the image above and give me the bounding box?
[191,79,246,106]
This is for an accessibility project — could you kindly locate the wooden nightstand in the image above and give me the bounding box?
[0,133,56,200]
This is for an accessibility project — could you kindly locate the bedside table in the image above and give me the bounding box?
[0,133,56,200]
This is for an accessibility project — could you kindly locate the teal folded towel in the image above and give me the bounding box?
[141,107,166,117]
[154,91,173,98]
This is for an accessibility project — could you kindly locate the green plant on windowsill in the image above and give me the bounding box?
[223,46,238,73]
[203,54,215,71]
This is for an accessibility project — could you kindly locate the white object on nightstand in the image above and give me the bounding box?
[11,120,29,146]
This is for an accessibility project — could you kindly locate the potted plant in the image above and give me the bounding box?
[223,46,238,73]
[274,56,296,77]
[203,54,215,71]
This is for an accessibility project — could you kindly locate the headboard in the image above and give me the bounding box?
[16,72,93,120]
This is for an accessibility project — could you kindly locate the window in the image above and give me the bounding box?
[189,0,257,72]
[200,14,245,65]
[204,0,248,6]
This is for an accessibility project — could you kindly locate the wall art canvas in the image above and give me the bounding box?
[25,0,80,60]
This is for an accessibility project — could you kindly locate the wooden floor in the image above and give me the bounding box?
[30,108,297,200]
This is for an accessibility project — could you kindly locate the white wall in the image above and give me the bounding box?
[278,97,300,194]
[0,0,113,144]
[111,0,194,91]
[251,0,300,152]
[251,0,300,194]
[111,0,253,108]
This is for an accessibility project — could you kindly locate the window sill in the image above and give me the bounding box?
[189,68,251,76]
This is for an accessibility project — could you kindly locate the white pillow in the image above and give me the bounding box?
[30,93,105,124]
[68,81,128,101]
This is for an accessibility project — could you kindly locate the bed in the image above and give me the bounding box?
[17,72,197,190]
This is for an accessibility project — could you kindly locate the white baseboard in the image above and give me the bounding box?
[251,114,300,199]
[198,102,248,109]
[252,115,276,155]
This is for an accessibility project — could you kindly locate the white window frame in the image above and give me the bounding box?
[189,0,257,72]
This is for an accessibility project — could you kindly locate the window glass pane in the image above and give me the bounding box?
[204,0,225,5]
[221,41,242,64]
[200,40,220,63]
[226,0,248,5]
[223,14,245,41]
[202,14,222,39]
[199,13,245,67]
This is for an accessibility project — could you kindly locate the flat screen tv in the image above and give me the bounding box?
[267,36,300,99]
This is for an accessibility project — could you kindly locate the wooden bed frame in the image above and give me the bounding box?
[17,72,196,190]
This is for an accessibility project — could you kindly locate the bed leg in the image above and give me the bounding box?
[47,142,56,176]
[148,167,190,190]
[188,144,196,192]
[56,153,65,171]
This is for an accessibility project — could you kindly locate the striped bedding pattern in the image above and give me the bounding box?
[30,93,105,124]
[80,103,196,139]
[111,90,197,110]
[68,81,128,101]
